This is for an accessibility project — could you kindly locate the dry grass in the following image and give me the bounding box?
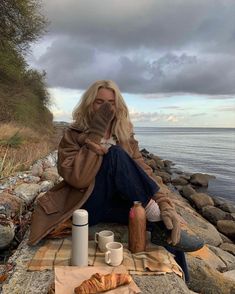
[0,123,41,143]
[0,123,62,179]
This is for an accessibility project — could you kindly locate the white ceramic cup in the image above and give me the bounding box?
[105,242,123,266]
[95,230,114,252]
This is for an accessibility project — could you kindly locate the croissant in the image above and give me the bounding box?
[74,272,132,294]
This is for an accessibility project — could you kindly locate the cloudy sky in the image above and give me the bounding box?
[27,0,235,127]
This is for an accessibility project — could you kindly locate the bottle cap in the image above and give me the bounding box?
[73,209,88,225]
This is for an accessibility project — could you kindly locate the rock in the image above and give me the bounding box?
[201,205,232,225]
[171,177,188,186]
[190,173,216,187]
[218,202,235,213]
[39,181,54,193]
[222,270,235,282]
[155,171,171,183]
[14,183,40,205]
[213,196,227,207]
[181,185,196,200]
[140,148,149,155]
[219,232,234,244]
[231,213,235,221]
[0,192,24,217]
[187,245,227,272]
[41,168,59,183]
[23,176,41,184]
[154,159,165,170]
[145,159,157,170]
[163,159,173,168]
[190,193,214,210]
[186,254,235,294]
[176,203,223,246]
[31,163,43,177]
[179,173,191,181]
[0,218,15,249]
[217,220,235,240]
[208,245,235,271]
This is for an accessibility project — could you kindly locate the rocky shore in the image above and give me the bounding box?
[0,147,235,293]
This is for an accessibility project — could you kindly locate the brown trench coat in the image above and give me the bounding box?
[28,126,156,245]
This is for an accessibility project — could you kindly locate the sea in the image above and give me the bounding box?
[134,127,235,204]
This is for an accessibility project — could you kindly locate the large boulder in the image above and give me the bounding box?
[217,220,235,241]
[208,245,235,271]
[190,173,216,187]
[41,167,60,183]
[0,192,24,217]
[0,217,15,249]
[175,201,222,246]
[171,177,189,186]
[219,243,235,256]
[181,185,196,200]
[14,183,40,205]
[155,171,171,184]
[218,202,235,213]
[186,253,235,294]
[190,193,214,210]
[201,205,232,225]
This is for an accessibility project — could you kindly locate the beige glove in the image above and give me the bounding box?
[88,102,115,143]
[154,193,181,245]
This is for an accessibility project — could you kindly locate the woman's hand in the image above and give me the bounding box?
[89,102,115,140]
[85,138,108,155]
[153,192,181,245]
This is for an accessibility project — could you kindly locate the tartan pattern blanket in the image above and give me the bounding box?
[27,238,183,278]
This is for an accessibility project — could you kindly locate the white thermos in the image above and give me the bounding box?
[71,209,88,266]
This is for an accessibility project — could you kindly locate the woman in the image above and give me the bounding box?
[29,80,203,280]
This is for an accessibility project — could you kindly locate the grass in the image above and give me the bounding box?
[0,123,61,179]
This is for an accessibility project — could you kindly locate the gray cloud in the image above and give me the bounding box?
[30,0,235,96]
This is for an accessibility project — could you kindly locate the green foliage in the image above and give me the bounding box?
[0,132,23,148]
[0,0,48,53]
[0,0,53,131]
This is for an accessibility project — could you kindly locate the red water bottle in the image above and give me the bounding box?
[128,201,146,253]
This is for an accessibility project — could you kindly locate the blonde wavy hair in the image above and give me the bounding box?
[72,80,133,142]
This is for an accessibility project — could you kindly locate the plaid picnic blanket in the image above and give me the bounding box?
[28,238,183,278]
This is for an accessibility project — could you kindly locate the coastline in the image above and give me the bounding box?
[0,130,235,293]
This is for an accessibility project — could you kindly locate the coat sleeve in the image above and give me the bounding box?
[131,136,155,180]
[57,129,103,189]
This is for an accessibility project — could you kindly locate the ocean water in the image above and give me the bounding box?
[134,127,235,203]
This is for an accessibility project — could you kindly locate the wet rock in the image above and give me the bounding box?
[171,177,188,186]
[0,218,15,249]
[217,220,235,241]
[14,183,40,205]
[39,181,54,193]
[41,168,59,183]
[190,173,216,187]
[190,193,214,210]
[218,202,235,213]
[0,192,24,217]
[163,159,173,168]
[181,185,196,200]
[201,205,232,225]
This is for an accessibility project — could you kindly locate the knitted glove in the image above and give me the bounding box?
[88,102,115,143]
[154,193,181,245]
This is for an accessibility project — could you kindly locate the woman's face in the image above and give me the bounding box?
[93,88,116,112]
